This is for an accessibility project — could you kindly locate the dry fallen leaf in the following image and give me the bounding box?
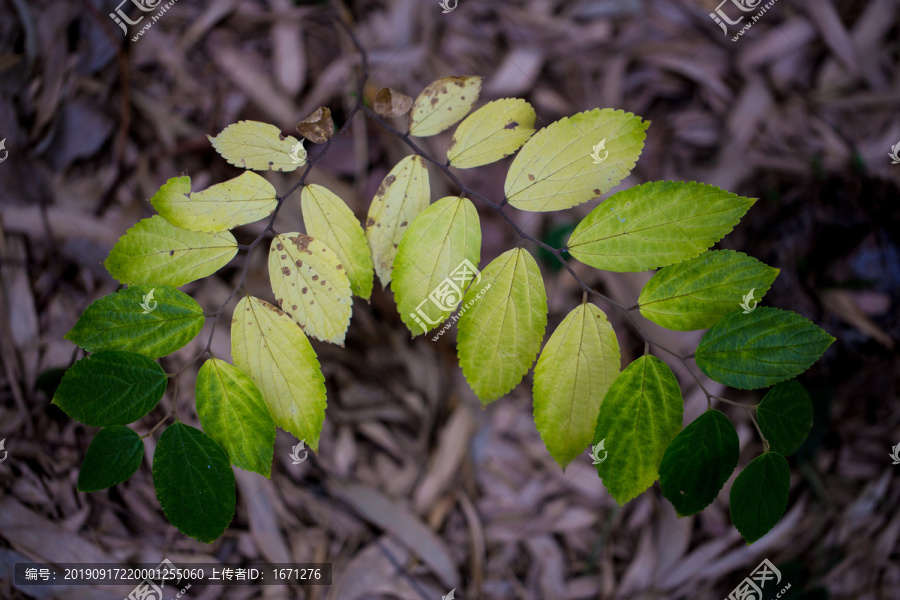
[374,86,414,118]
[296,106,334,144]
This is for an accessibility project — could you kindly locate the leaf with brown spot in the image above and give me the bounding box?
[208,120,305,171]
[268,233,352,345]
[408,76,482,137]
[447,98,536,169]
[374,87,414,118]
[296,107,334,144]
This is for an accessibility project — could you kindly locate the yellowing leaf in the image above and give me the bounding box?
[392,197,481,335]
[208,120,305,172]
[505,108,648,212]
[231,296,326,451]
[408,76,483,137]
[301,184,374,300]
[457,249,547,403]
[533,303,621,469]
[268,233,352,346]
[447,98,536,168]
[105,216,237,287]
[365,156,431,288]
[150,173,277,232]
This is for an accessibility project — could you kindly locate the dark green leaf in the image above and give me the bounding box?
[757,380,814,456]
[152,423,235,543]
[659,410,739,516]
[695,307,835,389]
[730,452,790,544]
[77,426,144,492]
[52,351,167,426]
[65,284,205,359]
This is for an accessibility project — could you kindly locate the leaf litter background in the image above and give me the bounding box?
[1,0,899,598]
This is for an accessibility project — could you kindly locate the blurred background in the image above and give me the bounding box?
[1,0,898,598]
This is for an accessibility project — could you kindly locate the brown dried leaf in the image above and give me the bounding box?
[296,106,334,144]
[374,87,414,118]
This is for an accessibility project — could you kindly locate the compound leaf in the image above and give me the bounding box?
[730,452,790,544]
[231,296,327,451]
[457,248,547,403]
[695,307,835,389]
[52,351,167,427]
[64,284,204,359]
[77,426,144,493]
[105,216,238,287]
[638,250,779,331]
[659,409,739,517]
[447,98,536,168]
[757,380,813,456]
[301,184,374,300]
[393,197,481,335]
[268,233,353,346]
[505,108,648,212]
[408,76,482,137]
[196,358,276,478]
[534,303,620,469]
[567,181,755,272]
[153,423,235,543]
[593,355,683,505]
[150,173,277,233]
[208,120,305,171]
[366,155,431,288]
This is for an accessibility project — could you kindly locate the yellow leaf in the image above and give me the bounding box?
[408,76,483,137]
[150,173,277,232]
[231,296,326,451]
[208,120,306,172]
[447,99,536,168]
[268,233,352,346]
[301,184,374,300]
[365,156,431,288]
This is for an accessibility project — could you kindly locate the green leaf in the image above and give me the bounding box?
[695,307,835,390]
[447,98,536,168]
[729,452,790,544]
[505,108,648,212]
[592,355,683,504]
[659,409,739,517]
[52,351,167,427]
[365,155,431,288]
[231,296,327,451]
[104,216,238,287]
[152,423,236,543]
[196,359,276,478]
[208,120,305,171]
[567,181,755,272]
[64,284,204,359]
[150,173,277,233]
[757,380,813,456]
[457,249,547,403]
[301,184,374,300]
[533,303,620,469]
[77,426,144,492]
[408,76,483,137]
[268,233,353,346]
[638,250,780,331]
[393,197,481,335]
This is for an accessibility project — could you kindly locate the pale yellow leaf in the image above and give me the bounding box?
[208,120,305,172]
[408,76,483,137]
[447,98,536,168]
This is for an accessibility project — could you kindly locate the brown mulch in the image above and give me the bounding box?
[1,0,899,599]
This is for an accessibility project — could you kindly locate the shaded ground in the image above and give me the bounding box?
[1,0,898,598]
